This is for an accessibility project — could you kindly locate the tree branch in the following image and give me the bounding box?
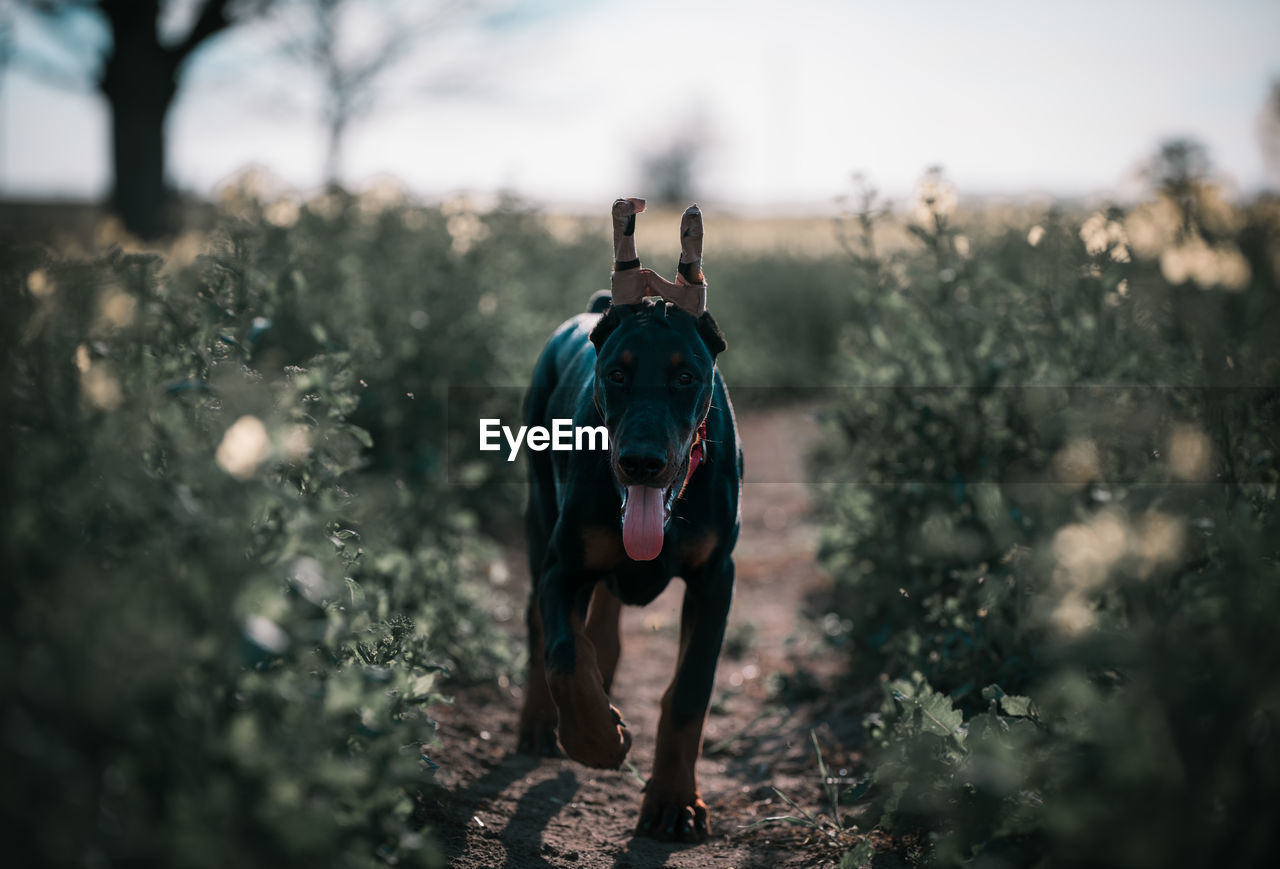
[172,0,232,64]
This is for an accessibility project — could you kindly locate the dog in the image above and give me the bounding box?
[516,198,741,842]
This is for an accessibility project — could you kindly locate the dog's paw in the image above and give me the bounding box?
[558,704,632,769]
[516,720,563,758]
[635,793,709,842]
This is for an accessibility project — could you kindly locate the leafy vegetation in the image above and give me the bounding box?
[818,162,1280,866]
[0,188,599,866]
[5,151,1278,867]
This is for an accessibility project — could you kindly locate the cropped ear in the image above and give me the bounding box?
[697,311,727,357]
[589,305,622,350]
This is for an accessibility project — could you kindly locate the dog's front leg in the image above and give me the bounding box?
[637,555,734,841]
[540,563,632,769]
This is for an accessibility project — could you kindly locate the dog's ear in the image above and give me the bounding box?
[697,311,727,357]
[590,305,622,350]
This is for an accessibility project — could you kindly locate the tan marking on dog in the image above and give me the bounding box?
[669,351,684,367]
[679,531,719,570]
[548,611,632,769]
[638,666,709,839]
[620,350,633,366]
[641,720,707,837]
[582,525,624,570]
[585,584,623,694]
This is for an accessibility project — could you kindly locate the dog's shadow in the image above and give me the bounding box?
[436,750,724,864]
[610,835,705,868]
[436,755,581,868]
[500,768,583,869]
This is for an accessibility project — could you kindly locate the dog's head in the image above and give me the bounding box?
[587,199,726,561]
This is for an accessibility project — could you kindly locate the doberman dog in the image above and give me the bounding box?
[517,199,741,842]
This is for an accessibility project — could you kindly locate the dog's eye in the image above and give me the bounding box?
[608,369,626,384]
[676,372,694,386]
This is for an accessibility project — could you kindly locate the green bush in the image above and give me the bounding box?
[818,168,1280,866]
[0,190,583,866]
[711,251,857,389]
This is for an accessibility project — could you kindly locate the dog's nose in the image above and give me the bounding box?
[618,450,668,483]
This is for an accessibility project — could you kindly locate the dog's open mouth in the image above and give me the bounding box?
[619,479,681,562]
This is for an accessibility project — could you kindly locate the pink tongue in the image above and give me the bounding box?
[622,485,665,561]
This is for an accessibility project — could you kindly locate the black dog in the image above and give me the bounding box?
[517,200,741,841]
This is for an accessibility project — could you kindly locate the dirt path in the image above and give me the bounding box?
[431,404,861,868]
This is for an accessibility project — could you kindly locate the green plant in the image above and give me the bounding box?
[0,190,572,865]
[817,162,1280,866]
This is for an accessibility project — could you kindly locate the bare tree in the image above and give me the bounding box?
[1144,137,1212,236]
[640,136,703,207]
[277,0,476,187]
[14,1,272,238]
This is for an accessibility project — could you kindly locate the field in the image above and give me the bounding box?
[3,166,1279,868]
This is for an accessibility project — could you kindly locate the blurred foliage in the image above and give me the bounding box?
[818,159,1280,866]
[0,187,617,866]
[10,156,1280,867]
[711,251,856,392]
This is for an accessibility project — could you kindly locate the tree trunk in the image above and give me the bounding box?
[103,82,175,239]
[99,1,177,239]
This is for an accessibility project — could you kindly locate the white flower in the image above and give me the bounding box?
[216,415,272,480]
[1167,424,1212,481]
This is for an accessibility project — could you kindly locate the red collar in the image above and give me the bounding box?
[679,420,707,497]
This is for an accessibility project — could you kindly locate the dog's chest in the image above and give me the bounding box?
[604,559,676,606]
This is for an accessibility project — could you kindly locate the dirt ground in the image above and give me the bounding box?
[428,404,870,868]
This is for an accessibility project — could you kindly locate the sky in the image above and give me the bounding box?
[2,0,1278,210]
